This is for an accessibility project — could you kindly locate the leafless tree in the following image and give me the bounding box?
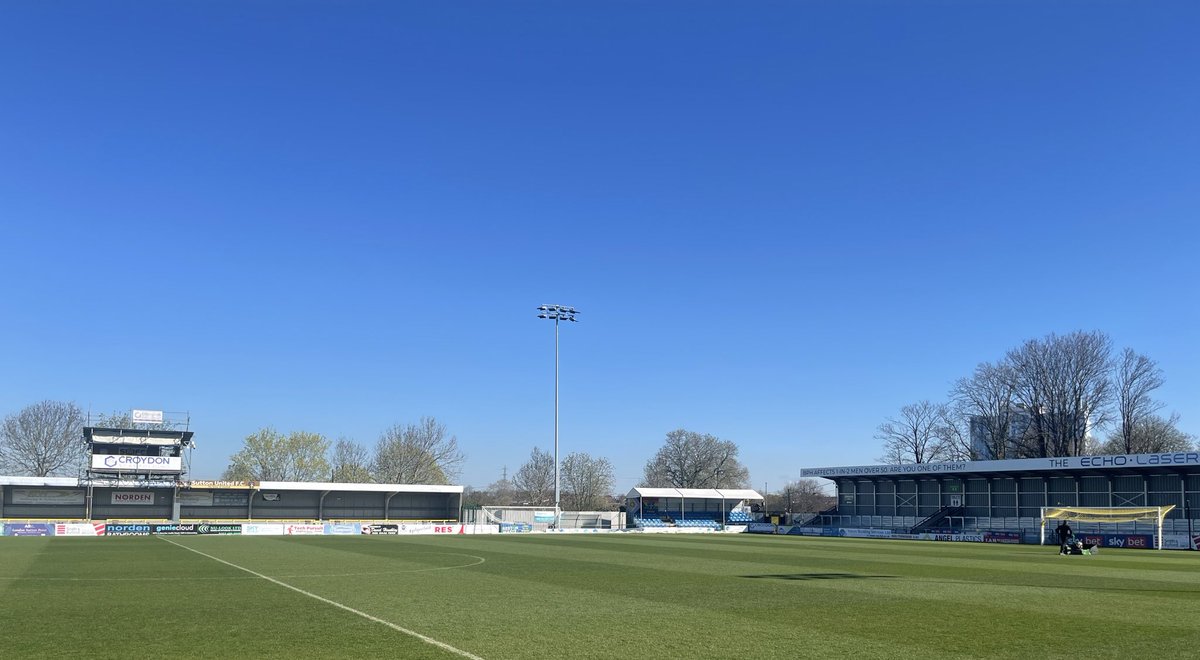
[223,428,331,481]
[951,361,1021,459]
[330,437,373,483]
[372,417,464,485]
[561,452,615,511]
[641,429,750,489]
[875,400,954,464]
[0,400,86,477]
[1111,348,1165,454]
[463,477,518,507]
[512,447,555,505]
[1099,412,1194,454]
[1007,331,1112,457]
[766,478,835,514]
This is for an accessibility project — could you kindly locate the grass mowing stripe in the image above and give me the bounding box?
[157,536,485,660]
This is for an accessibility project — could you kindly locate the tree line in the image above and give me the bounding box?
[0,402,760,505]
[877,330,1197,463]
[2,399,816,512]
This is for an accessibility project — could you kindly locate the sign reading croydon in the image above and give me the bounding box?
[800,451,1200,478]
[91,455,182,473]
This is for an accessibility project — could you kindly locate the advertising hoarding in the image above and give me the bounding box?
[105,523,152,536]
[91,455,182,473]
[196,523,241,535]
[285,524,325,535]
[3,523,54,536]
[241,523,285,536]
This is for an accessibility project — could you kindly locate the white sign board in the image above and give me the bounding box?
[131,409,164,424]
[55,523,106,536]
[241,523,285,536]
[285,524,325,535]
[111,492,155,505]
[91,455,182,473]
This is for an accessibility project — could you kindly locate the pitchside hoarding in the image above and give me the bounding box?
[3,523,54,536]
[105,524,151,536]
[55,523,106,536]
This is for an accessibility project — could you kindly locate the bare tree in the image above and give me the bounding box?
[1112,348,1165,454]
[223,428,331,481]
[330,437,373,483]
[372,417,465,485]
[560,452,615,511]
[512,447,555,505]
[876,401,953,464]
[641,429,749,489]
[766,479,835,514]
[952,361,1021,459]
[0,400,86,477]
[935,413,973,461]
[1099,412,1194,454]
[464,477,518,507]
[1007,331,1112,457]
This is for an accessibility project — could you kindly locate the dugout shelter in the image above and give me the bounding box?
[625,487,762,529]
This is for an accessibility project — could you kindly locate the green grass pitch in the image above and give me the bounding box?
[2,534,1198,659]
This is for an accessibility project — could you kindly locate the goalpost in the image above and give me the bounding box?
[1040,506,1176,550]
[478,505,558,531]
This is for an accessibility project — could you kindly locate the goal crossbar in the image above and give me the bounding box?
[1039,506,1176,549]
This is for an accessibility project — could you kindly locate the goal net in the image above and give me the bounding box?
[478,505,559,531]
[1040,506,1176,549]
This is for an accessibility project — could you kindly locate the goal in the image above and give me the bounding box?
[1039,506,1176,550]
[477,505,558,531]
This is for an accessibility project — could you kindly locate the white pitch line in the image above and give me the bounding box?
[158,536,485,660]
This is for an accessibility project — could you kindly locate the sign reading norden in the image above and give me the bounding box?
[111,492,155,505]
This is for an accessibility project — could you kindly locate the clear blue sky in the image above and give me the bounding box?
[2,1,1197,492]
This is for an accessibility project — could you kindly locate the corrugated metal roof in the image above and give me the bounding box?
[625,487,763,500]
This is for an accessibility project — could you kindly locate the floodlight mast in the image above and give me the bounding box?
[536,304,578,528]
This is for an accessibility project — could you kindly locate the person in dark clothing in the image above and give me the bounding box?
[1055,520,1073,554]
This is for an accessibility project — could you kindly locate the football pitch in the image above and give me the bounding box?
[2,534,1198,659]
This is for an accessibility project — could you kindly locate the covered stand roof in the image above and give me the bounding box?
[625,487,763,500]
[800,451,1200,481]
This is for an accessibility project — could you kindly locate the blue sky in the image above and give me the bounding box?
[2,1,1197,492]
